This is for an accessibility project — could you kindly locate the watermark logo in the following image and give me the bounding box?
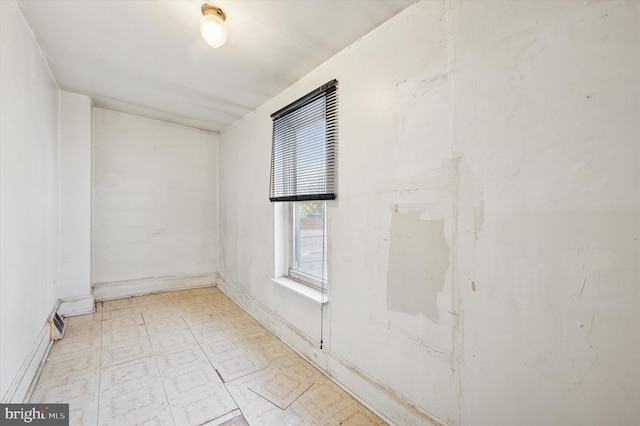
[0,404,68,425]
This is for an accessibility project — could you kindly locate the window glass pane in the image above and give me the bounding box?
[294,117,327,195]
[293,201,327,281]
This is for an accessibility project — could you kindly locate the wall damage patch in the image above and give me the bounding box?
[386,211,450,322]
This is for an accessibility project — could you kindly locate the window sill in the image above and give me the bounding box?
[271,277,328,306]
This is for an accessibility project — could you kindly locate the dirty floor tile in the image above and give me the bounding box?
[28,287,388,426]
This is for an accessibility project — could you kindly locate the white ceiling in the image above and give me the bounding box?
[18,0,416,132]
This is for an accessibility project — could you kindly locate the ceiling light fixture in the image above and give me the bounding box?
[200,3,227,48]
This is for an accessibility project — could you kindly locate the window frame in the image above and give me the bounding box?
[270,80,337,294]
[288,201,327,291]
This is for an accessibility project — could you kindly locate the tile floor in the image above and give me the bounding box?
[29,286,387,426]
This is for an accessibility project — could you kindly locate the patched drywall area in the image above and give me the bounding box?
[387,211,449,322]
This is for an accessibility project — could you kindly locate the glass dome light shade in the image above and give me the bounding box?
[200,13,227,48]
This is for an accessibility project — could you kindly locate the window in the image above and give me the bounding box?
[270,80,337,290]
[290,200,327,289]
[270,80,337,202]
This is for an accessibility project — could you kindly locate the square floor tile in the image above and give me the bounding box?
[201,337,247,359]
[159,361,237,426]
[69,398,99,426]
[249,337,297,366]
[101,356,160,394]
[179,304,217,317]
[63,319,102,339]
[102,306,143,321]
[183,312,217,327]
[101,337,153,368]
[141,308,182,324]
[191,326,234,345]
[242,400,318,426]
[140,300,178,313]
[296,377,356,422]
[216,412,250,426]
[102,324,148,347]
[135,293,172,305]
[102,297,137,311]
[65,312,102,328]
[48,334,101,358]
[30,369,99,405]
[145,318,188,336]
[101,314,145,334]
[39,349,100,382]
[98,378,173,426]
[154,345,208,373]
[247,358,319,409]
[148,327,198,354]
[225,373,273,411]
[322,402,387,425]
[212,347,267,382]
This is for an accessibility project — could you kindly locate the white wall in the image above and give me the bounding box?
[92,109,219,297]
[455,1,639,424]
[58,91,93,314]
[218,1,640,425]
[0,0,60,401]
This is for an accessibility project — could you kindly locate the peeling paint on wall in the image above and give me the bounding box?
[387,211,450,322]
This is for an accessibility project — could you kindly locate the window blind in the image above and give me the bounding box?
[270,80,338,202]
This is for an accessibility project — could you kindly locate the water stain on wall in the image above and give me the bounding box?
[387,210,450,322]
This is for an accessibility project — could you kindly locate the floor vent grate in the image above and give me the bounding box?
[49,312,66,341]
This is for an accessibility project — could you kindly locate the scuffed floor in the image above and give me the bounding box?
[29,286,386,425]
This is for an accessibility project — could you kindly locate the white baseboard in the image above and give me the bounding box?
[58,294,95,317]
[216,275,443,426]
[1,318,53,403]
[93,272,218,301]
